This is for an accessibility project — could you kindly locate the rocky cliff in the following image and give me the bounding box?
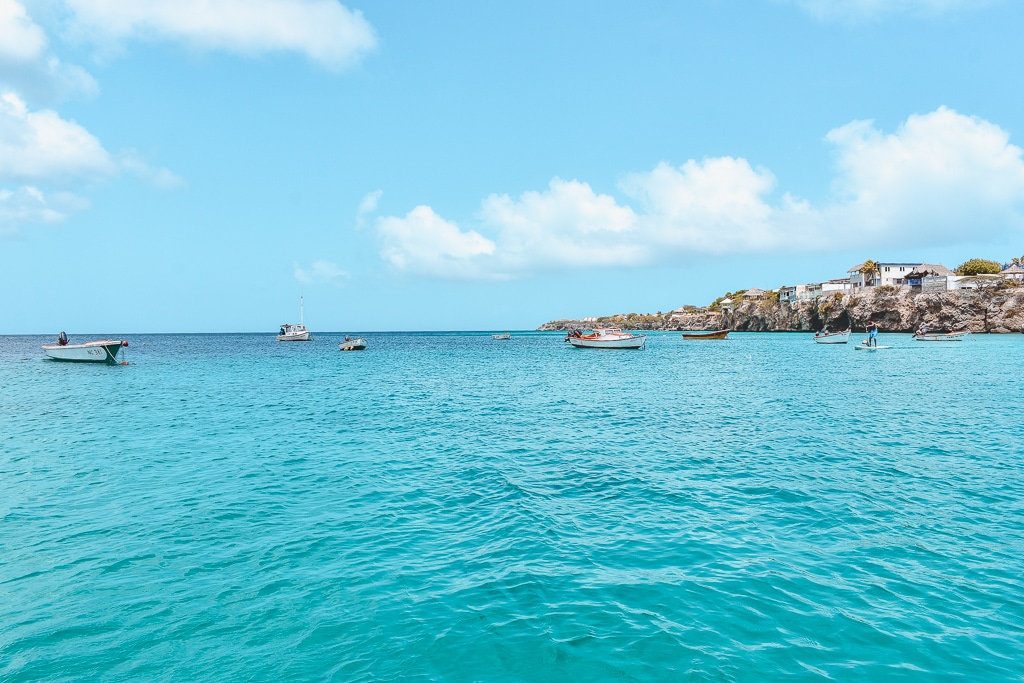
[538,286,1024,333]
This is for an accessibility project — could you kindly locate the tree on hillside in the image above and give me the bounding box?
[955,258,1003,276]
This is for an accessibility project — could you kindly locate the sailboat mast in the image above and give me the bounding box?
[300,296,304,325]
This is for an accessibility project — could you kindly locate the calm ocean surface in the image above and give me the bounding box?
[2,331,1023,682]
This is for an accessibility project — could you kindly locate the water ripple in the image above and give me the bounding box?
[2,332,1023,681]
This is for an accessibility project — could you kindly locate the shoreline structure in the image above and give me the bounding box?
[539,286,1024,334]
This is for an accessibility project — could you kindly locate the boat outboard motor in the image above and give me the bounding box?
[58,331,68,346]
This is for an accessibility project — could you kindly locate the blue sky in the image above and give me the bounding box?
[2,0,1024,333]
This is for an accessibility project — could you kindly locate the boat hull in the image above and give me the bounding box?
[567,335,646,349]
[814,331,850,344]
[682,330,729,340]
[913,332,968,341]
[339,338,367,351]
[855,344,891,351]
[277,332,311,341]
[42,340,125,363]
[492,333,510,340]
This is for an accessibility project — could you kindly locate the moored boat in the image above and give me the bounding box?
[492,332,511,340]
[681,329,729,340]
[565,327,646,349]
[339,336,367,351]
[813,329,850,344]
[43,332,128,364]
[277,296,312,341]
[913,329,969,342]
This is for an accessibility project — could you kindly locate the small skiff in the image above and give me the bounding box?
[43,337,128,364]
[681,329,729,340]
[913,330,969,342]
[339,336,367,351]
[492,332,511,340]
[813,329,850,344]
[565,327,646,349]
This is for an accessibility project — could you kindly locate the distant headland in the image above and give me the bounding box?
[539,258,1024,334]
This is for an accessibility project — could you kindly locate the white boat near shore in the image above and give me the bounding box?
[913,330,969,342]
[565,327,646,349]
[43,334,128,364]
[813,329,850,344]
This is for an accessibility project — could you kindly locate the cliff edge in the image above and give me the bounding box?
[538,286,1024,333]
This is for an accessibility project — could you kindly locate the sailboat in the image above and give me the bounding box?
[277,297,312,341]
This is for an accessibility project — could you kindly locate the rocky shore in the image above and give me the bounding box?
[538,286,1024,333]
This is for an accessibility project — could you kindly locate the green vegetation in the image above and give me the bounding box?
[709,290,747,311]
[874,285,899,295]
[955,258,1003,276]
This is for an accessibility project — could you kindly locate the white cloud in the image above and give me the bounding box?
[0,91,114,181]
[118,151,184,189]
[622,158,780,253]
[376,205,496,279]
[374,108,1024,279]
[293,259,349,286]
[0,93,182,187]
[480,178,642,270]
[63,0,377,69]
[0,92,183,236]
[786,0,995,21]
[0,185,89,235]
[0,0,46,62]
[358,189,382,216]
[824,107,1024,246]
[0,0,97,101]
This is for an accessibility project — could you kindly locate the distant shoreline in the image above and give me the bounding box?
[538,287,1024,334]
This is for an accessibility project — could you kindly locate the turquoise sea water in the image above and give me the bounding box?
[2,331,1023,681]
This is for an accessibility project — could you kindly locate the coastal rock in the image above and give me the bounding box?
[538,286,1024,333]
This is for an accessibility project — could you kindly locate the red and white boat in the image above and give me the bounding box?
[565,327,646,349]
[43,333,128,364]
[913,330,969,342]
[813,329,851,344]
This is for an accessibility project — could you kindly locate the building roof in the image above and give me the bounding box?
[908,263,954,278]
[1001,264,1024,274]
[743,288,765,297]
[848,261,922,272]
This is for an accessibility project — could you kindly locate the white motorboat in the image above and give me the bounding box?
[278,297,312,341]
[43,332,128,364]
[813,329,850,344]
[913,330,969,342]
[565,327,646,349]
[339,336,367,351]
[492,332,511,340]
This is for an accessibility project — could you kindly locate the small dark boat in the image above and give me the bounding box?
[681,329,729,340]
